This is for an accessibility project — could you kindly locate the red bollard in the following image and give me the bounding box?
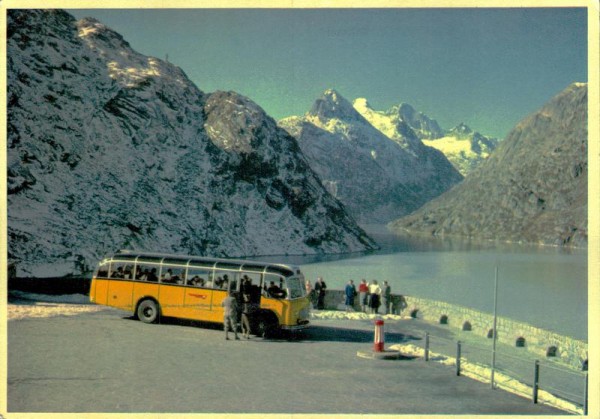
[373,319,385,352]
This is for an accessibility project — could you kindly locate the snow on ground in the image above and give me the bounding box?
[7,291,105,320]
[385,343,583,415]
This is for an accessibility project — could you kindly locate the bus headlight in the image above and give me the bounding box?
[299,306,309,319]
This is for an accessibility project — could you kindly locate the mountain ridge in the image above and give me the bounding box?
[279,89,463,223]
[388,82,588,247]
[7,9,377,277]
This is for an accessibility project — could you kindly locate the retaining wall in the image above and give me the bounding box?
[320,289,588,370]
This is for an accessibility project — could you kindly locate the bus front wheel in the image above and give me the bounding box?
[137,299,159,324]
[256,314,277,338]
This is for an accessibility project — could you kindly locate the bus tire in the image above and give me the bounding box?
[137,299,160,324]
[256,312,278,338]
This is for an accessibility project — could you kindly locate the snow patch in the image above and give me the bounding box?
[388,343,582,415]
[8,291,105,320]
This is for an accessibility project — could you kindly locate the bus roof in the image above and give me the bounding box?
[106,250,301,277]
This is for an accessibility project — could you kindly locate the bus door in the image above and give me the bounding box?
[239,270,262,306]
[261,273,287,321]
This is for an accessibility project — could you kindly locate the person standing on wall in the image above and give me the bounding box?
[368,280,382,314]
[358,279,369,312]
[315,277,327,310]
[344,279,357,311]
[381,280,391,314]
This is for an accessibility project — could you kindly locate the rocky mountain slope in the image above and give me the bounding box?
[279,91,463,223]
[389,83,588,246]
[7,9,376,278]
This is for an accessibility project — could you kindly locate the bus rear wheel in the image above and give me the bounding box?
[137,299,159,324]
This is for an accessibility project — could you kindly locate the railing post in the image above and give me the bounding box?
[425,332,430,362]
[456,341,462,376]
[584,372,588,415]
[533,360,540,404]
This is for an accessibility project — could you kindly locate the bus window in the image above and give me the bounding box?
[264,274,286,299]
[215,271,238,291]
[136,266,159,282]
[161,266,186,284]
[110,262,133,279]
[187,267,212,287]
[96,261,110,278]
[285,275,305,299]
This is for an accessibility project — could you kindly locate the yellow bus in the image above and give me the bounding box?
[90,250,311,336]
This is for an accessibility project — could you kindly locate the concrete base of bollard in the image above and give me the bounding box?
[356,349,403,360]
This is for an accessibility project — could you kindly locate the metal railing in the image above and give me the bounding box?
[421,331,588,414]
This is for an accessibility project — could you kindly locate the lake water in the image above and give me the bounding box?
[261,226,588,341]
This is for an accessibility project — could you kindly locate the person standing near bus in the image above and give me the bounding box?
[315,277,327,310]
[221,291,240,340]
[241,296,258,339]
[305,279,313,306]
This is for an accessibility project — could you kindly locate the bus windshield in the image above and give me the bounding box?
[285,276,305,299]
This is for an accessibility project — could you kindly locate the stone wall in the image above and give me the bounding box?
[319,289,587,370]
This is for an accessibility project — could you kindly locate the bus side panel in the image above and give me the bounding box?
[261,297,285,326]
[183,287,213,321]
[91,278,109,306]
[159,284,185,318]
[107,280,134,311]
[132,282,160,313]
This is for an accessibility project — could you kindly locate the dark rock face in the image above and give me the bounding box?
[394,102,445,140]
[389,83,588,247]
[279,90,463,224]
[7,10,376,277]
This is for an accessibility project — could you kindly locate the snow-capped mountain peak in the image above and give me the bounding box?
[308,89,364,123]
[279,90,463,223]
[353,97,371,110]
[448,122,473,136]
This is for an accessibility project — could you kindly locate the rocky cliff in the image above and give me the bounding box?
[7,10,377,277]
[389,83,588,247]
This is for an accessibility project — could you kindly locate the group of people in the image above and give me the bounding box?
[221,275,261,340]
[305,277,327,310]
[306,276,392,314]
[358,279,392,314]
[336,278,394,314]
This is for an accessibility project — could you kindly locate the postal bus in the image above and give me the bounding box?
[90,250,311,336]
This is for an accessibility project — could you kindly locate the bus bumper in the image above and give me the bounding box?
[281,320,310,331]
